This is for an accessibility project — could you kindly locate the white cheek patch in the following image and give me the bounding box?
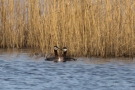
[63,49,67,52]
[54,47,58,50]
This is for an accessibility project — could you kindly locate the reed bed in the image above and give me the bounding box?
[0,0,135,57]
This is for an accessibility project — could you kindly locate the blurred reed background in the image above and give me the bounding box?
[0,0,135,57]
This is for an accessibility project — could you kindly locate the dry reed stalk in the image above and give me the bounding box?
[0,0,135,57]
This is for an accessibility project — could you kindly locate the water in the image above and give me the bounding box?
[0,50,135,90]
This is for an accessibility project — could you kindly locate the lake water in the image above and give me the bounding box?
[0,50,135,90]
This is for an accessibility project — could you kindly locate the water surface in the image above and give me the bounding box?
[0,50,135,90]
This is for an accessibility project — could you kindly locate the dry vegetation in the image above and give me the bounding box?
[0,0,135,57]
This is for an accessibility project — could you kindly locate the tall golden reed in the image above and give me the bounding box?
[0,0,135,57]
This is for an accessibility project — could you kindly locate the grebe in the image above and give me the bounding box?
[62,47,77,61]
[45,46,59,61]
[45,46,77,62]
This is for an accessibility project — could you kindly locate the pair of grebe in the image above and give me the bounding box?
[45,46,76,62]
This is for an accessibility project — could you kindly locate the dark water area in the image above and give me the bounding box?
[0,50,135,90]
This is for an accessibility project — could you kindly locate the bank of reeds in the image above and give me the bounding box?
[0,0,135,57]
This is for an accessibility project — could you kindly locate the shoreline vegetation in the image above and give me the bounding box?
[0,0,135,57]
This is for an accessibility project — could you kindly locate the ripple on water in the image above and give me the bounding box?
[0,52,135,90]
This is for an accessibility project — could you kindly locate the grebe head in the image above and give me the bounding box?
[62,47,67,58]
[54,46,59,50]
[63,47,67,52]
[54,46,59,58]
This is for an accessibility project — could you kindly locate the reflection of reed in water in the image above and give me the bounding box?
[81,57,135,65]
[0,0,135,57]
